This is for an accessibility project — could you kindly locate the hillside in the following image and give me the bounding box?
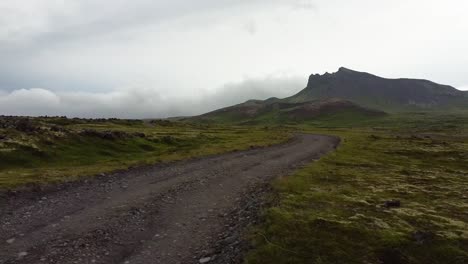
[193,98,386,124]
[286,67,468,110]
[192,68,467,125]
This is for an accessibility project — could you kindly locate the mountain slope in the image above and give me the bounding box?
[286,67,467,110]
[193,98,386,124]
[191,67,466,124]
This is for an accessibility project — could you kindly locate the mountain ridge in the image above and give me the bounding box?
[190,67,467,124]
[286,67,467,110]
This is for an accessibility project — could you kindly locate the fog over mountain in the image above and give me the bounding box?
[0,76,305,118]
[1,0,468,117]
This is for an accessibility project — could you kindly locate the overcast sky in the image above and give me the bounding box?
[1,0,467,118]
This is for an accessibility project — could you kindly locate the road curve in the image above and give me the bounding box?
[0,134,339,264]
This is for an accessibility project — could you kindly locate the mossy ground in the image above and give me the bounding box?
[1,113,467,263]
[246,113,468,264]
[0,117,291,189]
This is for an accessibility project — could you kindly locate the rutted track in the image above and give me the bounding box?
[0,134,339,264]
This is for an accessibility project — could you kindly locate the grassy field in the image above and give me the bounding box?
[0,116,291,189]
[1,113,467,263]
[246,113,468,263]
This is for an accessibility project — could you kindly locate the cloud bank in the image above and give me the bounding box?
[0,76,305,118]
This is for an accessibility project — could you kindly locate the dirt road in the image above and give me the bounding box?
[0,134,339,264]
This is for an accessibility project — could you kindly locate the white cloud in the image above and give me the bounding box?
[0,88,61,116]
[0,76,305,118]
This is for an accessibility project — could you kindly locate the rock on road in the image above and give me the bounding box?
[0,134,339,264]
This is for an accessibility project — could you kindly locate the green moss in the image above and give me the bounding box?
[246,114,468,264]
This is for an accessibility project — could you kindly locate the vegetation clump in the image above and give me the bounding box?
[246,116,468,264]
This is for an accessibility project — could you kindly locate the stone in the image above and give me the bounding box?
[384,200,401,208]
[199,257,211,263]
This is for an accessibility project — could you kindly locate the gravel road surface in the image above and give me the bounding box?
[0,134,339,264]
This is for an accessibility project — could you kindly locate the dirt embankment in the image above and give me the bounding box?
[0,134,339,264]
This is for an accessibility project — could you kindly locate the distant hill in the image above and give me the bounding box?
[192,98,386,124]
[190,67,467,124]
[286,67,467,110]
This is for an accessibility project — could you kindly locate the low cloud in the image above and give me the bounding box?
[0,76,305,118]
[458,85,468,91]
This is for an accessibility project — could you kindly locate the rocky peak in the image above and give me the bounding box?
[337,67,354,73]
